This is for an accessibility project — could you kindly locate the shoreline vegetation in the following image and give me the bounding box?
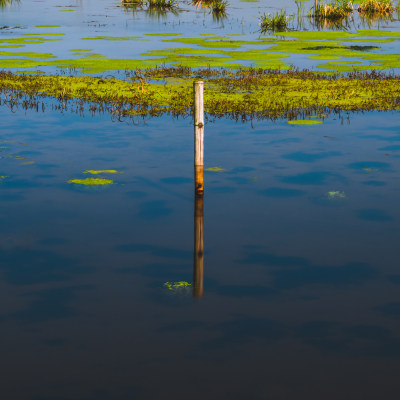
[2,67,400,121]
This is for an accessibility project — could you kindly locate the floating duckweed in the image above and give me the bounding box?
[164,281,192,294]
[24,33,65,36]
[205,166,228,172]
[67,178,114,185]
[327,190,346,199]
[288,120,323,125]
[82,36,146,41]
[83,170,120,175]
[144,33,182,36]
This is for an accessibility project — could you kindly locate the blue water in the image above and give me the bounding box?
[0,103,399,398]
[1,0,400,399]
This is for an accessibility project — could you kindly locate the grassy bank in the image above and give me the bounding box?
[1,67,400,120]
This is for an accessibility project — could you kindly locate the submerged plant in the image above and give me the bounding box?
[259,7,292,32]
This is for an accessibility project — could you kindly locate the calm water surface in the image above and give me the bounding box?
[1,0,400,399]
[0,105,399,399]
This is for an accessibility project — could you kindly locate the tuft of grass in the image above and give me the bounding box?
[357,0,396,15]
[122,0,177,8]
[309,0,354,20]
[259,7,292,32]
[210,0,227,12]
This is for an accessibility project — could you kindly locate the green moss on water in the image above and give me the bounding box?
[205,166,228,172]
[2,28,400,72]
[24,33,65,36]
[164,281,191,294]
[327,191,346,199]
[0,51,56,59]
[144,33,182,36]
[0,45,25,48]
[67,178,114,185]
[288,120,324,125]
[83,170,120,174]
[4,67,400,120]
[163,37,261,49]
[82,36,146,41]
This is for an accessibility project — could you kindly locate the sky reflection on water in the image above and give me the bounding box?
[0,103,399,398]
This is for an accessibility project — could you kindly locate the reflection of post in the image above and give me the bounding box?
[193,80,204,298]
[193,193,204,298]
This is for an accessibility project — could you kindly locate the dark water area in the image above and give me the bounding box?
[0,104,400,399]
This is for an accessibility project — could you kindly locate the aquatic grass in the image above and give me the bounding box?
[259,8,292,32]
[210,0,227,12]
[147,0,177,9]
[309,0,354,21]
[357,0,396,15]
[123,0,177,8]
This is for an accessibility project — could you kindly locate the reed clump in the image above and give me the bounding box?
[210,0,227,13]
[121,0,176,8]
[310,0,354,20]
[357,0,396,15]
[259,8,292,32]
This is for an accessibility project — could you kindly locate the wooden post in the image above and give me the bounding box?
[194,80,204,195]
[193,80,204,298]
[193,194,204,298]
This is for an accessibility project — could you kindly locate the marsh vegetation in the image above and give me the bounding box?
[259,8,292,32]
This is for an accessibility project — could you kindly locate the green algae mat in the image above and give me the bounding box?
[2,68,400,120]
[2,29,400,73]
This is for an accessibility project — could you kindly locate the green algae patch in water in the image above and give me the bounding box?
[164,281,192,295]
[205,166,229,172]
[82,36,146,41]
[288,120,324,125]
[35,25,61,28]
[0,51,56,59]
[83,170,121,175]
[144,33,182,36]
[24,33,65,36]
[67,178,114,185]
[327,191,346,199]
[4,68,400,120]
